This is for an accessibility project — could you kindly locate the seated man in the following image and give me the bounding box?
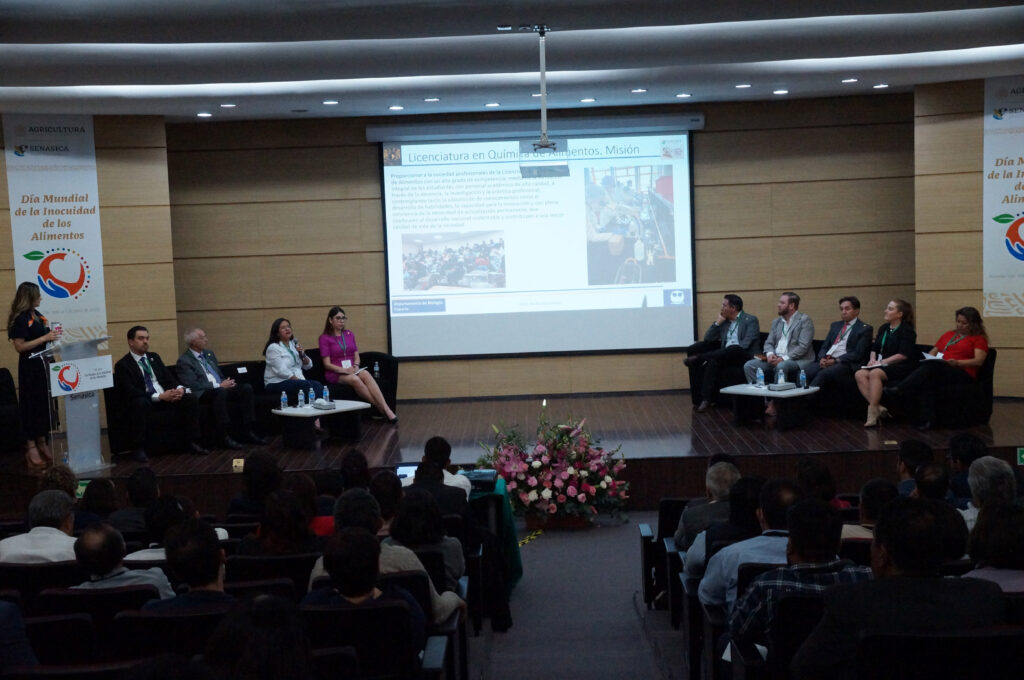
[113,325,209,462]
[685,294,760,413]
[124,494,189,563]
[302,527,426,652]
[960,455,1017,532]
[946,433,987,508]
[176,326,265,450]
[895,439,932,497]
[72,523,175,599]
[401,436,472,500]
[410,461,468,518]
[730,500,872,646]
[743,291,815,386]
[108,466,159,535]
[0,490,77,563]
[142,519,235,611]
[792,497,1005,680]
[674,461,741,551]
[841,478,898,540]
[804,296,872,391]
[699,479,804,613]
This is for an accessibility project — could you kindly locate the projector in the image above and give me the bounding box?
[519,138,568,178]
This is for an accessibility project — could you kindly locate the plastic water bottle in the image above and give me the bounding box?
[777,370,786,385]
[373,361,380,380]
[756,367,765,387]
[297,390,306,408]
[799,369,807,389]
[322,385,330,403]
[280,391,288,410]
[308,387,316,404]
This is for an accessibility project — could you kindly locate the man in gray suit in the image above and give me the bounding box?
[743,291,816,385]
[685,294,761,412]
[176,327,263,449]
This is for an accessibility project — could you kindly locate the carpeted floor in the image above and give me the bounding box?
[468,510,688,680]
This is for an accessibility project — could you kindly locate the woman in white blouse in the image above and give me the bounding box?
[263,317,323,401]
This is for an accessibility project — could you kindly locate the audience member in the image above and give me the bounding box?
[205,596,312,680]
[313,469,344,517]
[699,479,804,612]
[674,461,741,550]
[72,523,174,599]
[411,460,468,518]
[125,494,189,563]
[932,500,970,561]
[37,464,101,532]
[895,439,932,496]
[109,466,160,534]
[947,433,987,508]
[237,490,318,556]
[791,497,1005,680]
[0,490,76,563]
[911,462,951,502]
[228,451,282,517]
[684,476,766,593]
[795,456,849,509]
[385,487,465,592]
[0,601,37,672]
[79,478,119,520]
[143,519,234,611]
[369,470,403,537]
[285,473,333,538]
[401,436,472,499]
[731,500,872,645]
[339,449,371,491]
[965,502,1024,592]
[841,478,898,540]
[303,528,426,652]
[961,455,1017,531]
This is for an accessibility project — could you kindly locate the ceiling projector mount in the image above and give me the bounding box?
[524,23,556,153]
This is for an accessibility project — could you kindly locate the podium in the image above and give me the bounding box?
[32,336,112,474]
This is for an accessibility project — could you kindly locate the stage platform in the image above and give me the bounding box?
[2,391,1022,515]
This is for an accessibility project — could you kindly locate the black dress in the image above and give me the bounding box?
[871,322,919,382]
[9,310,53,439]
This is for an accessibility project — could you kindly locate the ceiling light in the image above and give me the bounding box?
[496,25,512,31]
[675,93,692,99]
[219,103,236,108]
[322,100,339,105]
[773,89,789,95]
[735,84,752,89]
[389,105,404,111]
[842,78,859,84]
[423,97,440,102]
[873,83,889,89]
[580,97,596,103]
[532,93,542,97]
[485,102,500,108]
[196,112,212,118]
[631,88,647,94]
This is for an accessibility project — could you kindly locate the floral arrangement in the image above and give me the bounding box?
[478,409,629,522]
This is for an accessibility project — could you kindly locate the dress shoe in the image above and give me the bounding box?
[188,442,210,455]
[222,436,246,450]
[244,431,268,445]
[695,400,711,413]
[388,415,399,425]
[130,449,149,463]
[684,355,701,367]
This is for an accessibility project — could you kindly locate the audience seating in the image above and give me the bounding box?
[838,538,872,566]
[222,577,296,602]
[856,627,1024,680]
[23,613,98,665]
[218,521,261,540]
[311,646,360,680]
[0,562,89,613]
[731,592,825,680]
[443,512,484,634]
[33,585,160,641]
[0,660,142,680]
[224,552,321,601]
[110,608,231,661]
[638,497,689,609]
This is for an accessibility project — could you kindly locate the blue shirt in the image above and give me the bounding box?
[698,531,789,613]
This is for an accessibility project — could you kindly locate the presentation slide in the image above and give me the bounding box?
[381,133,695,358]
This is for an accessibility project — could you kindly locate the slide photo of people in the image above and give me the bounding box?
[584,166,675,285]
[401,231,506,291]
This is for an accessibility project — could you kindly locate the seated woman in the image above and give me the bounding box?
[263,317,322,401]
[854,299,918,427]
[883,306,989,431]
[383,487,464,593]
[318,307,397,423]
[237,490,318,556]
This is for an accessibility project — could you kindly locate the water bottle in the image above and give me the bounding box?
[280,391,288,410]
[799,369,807,389]
[322,385,330,403]
[297,389,305,407]
[777,369,786,385]
[373,361,380,380]
[308,387,316,404]
[756,367,765,387]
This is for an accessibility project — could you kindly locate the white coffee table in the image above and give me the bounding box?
[718,384,820,430]
[272,400,371,449]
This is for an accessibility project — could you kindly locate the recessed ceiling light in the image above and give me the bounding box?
[423,97,440,102]
[735,84,752,89]
[773,89,789,95]
[631,88,647,94]
[532,93,543,97]
[580,97,596,103]
[389,105,404,111]
[485,102,500,108]
[496,24,512,31]
[675,93,692,99]
[842,78,859,84]
[873,83,889,89]
[196,112,212,118]
[219,103,236,108]
[322,100,339,105]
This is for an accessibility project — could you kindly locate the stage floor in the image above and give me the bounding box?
[2,391,1021,514]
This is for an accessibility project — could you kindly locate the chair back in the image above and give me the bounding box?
[23,613,97,665]
[34,585,160,637]
[111,608,231,660]
[412,547,449,594]
[0,660,141,680]
[856,627,1024,680]
[377,570,433,621]
[220,521,260,539]
[223,577,296,602]
[224,553,321,600]
[301,601,419,679]
[657,497,690,541]
[763,593,825,677]
[839,538,872,566]
[0,561,90,611]
[311,646,361,680]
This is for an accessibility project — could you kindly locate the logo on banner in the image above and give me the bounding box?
[994,214,1024,262]
[23,248,92,299]
[52,364,81,392]
[13,145,29,157]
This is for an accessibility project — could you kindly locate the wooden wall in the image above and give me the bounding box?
[167,94,928,400]
[914,80,1023,397]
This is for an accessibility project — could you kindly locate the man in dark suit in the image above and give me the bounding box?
[684,294,761,412]
[804,295,872,388]
[113,325,208,462]
[791,497,1005,680]
[176,327,263,450]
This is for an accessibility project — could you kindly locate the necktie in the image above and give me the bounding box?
[201,353,220,381]
[140,356,156,394]
[833,324,848,345]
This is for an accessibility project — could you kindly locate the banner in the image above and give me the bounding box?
[983,76,1024,317]
[48,356,113,396]
[3,114,108,341]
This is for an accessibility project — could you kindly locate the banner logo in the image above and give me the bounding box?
[994,214,1024,262]
[24,248,91,299]
[53,364,81,392]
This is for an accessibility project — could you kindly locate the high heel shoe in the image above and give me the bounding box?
[877,405,892,421]
[864,404,880,428]
[25,445,47,470]
[387,415,399,425]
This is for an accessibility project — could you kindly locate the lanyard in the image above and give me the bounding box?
[780,319,790,337]
[335,332,348,355]
[943,333,965,351]
[726,312,742,343]
[282,341,299,366]
[880,324,899,353]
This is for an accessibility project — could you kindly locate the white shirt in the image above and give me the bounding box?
[400,468,473,500]
[192,349,219,388]
[0,526,77,564]
[826,321,854,358]
[132,351,165,399]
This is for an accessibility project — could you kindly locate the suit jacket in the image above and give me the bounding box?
[815,318,873,366]
[113,351,176,402]
[176,348,224,398]
[791,576,1005,680]
[763,311,814,361]
[703,312,761,353]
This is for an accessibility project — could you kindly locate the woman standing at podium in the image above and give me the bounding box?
[6,282,61,470]
[318,306,397,424]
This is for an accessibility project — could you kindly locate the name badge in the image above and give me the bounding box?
[341,359,352,369]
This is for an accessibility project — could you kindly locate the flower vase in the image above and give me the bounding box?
[525,513,593,530]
